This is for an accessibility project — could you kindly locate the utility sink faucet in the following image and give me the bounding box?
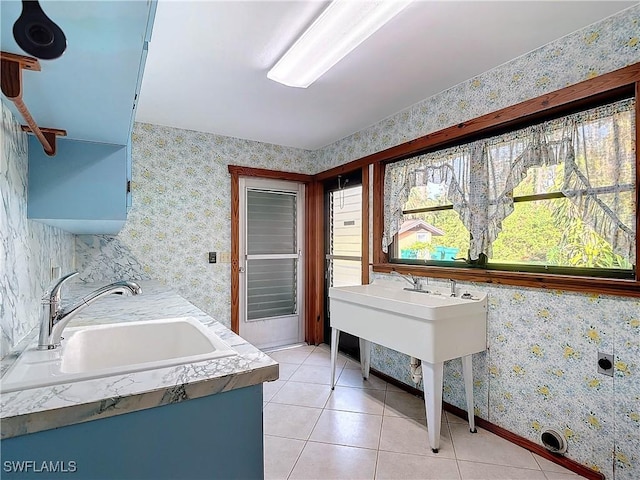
[390,271,423,291]
[38,272,142,350]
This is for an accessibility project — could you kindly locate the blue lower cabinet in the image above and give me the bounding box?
[1,384,264,480]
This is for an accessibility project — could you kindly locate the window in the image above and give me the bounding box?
[385,97,636,279]
[416,232,429,243]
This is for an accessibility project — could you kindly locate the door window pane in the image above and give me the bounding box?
[247,190,296,255]
[247,258,296,320]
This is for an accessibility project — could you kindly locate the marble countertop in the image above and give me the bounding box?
[0,281,278,440]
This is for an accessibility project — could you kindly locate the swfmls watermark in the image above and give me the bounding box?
[3,460,77,474]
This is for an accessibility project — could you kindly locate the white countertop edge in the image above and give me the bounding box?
[0,281,279,439]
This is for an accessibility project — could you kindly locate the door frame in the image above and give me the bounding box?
[228,165,369,345]
[229,166,316,340]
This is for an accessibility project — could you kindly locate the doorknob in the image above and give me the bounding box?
[239,266,245,273]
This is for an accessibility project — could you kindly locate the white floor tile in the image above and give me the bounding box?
[289,441,377,480]
[445,410,468,424]
[263,403,322,441]
[450,424,540,470]
[263,379,286,402]
[458,460,546,479]
[325,385,386,415]
[303,349,347,369]
[376,450,461,480]
[290,364,337,385]
[533,454,578,475]
[261,346,581,480]
[337,367,388,390]
[385,381,408,393]
[271,381,332,409]
[379,415,455,459]
[264,435,305,480]
[543,471,584,480]
[342,356,362,370]
[268,347,314,365]
[384,390,427,419]
[309,409,382,450]
[277,362,301,381]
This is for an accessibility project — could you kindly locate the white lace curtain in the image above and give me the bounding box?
[383,98,636,262]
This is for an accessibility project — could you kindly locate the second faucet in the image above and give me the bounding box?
[391,271,427,292]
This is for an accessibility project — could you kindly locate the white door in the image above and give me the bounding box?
[239,178,305,350]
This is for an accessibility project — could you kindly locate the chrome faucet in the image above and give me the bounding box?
[390,271,423,291]
[449,279,457,297]
[38,272,142,350]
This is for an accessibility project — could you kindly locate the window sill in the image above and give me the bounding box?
[373,263,640,298]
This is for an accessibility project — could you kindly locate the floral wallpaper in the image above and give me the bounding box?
[356,7,640,478]
[77,5,640,478]
[0,103,75,357]
[369,277,639,479]
[77,123,316,327]
[315,6,640,170]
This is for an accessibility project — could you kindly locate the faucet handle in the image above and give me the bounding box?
[43,271,79,304]
[449,278,457,297]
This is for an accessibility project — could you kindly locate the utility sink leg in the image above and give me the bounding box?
[462,354,477,433]
[422,361,444,453]
[330,328,340,390]
[359,338,371,380]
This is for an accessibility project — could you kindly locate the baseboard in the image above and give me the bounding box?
[370,367,605,480]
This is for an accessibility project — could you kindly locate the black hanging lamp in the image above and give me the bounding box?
[13,0,66,60]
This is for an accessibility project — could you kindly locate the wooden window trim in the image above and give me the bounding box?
[229,64,640,312]
[317,64,639,179]
[363,63,640,298]
[361,166,370,286]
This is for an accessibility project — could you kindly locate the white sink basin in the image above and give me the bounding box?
[330,283,485,321]
[1,317,237,393]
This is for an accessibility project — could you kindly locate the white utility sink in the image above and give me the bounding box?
[1,317,237,393]
[329,281,488,453]
[329,283,487,363]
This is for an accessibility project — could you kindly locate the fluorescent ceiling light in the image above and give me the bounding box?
[268,0,412,88]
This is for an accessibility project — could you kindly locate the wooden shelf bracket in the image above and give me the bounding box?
[1,51,67,156]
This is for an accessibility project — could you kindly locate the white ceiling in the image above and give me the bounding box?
[135,1,635,150]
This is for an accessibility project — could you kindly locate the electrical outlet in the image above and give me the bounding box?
[220,252,231,263]
[50,261,61,281]
[597,352,614,377]
[208,252,217,264]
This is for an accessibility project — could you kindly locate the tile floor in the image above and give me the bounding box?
[263,344,583,480]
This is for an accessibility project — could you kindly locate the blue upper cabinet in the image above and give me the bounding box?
[1,0,157,234]
[28,137,129,234]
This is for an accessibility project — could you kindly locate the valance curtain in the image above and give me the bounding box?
[383,98,636,263]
